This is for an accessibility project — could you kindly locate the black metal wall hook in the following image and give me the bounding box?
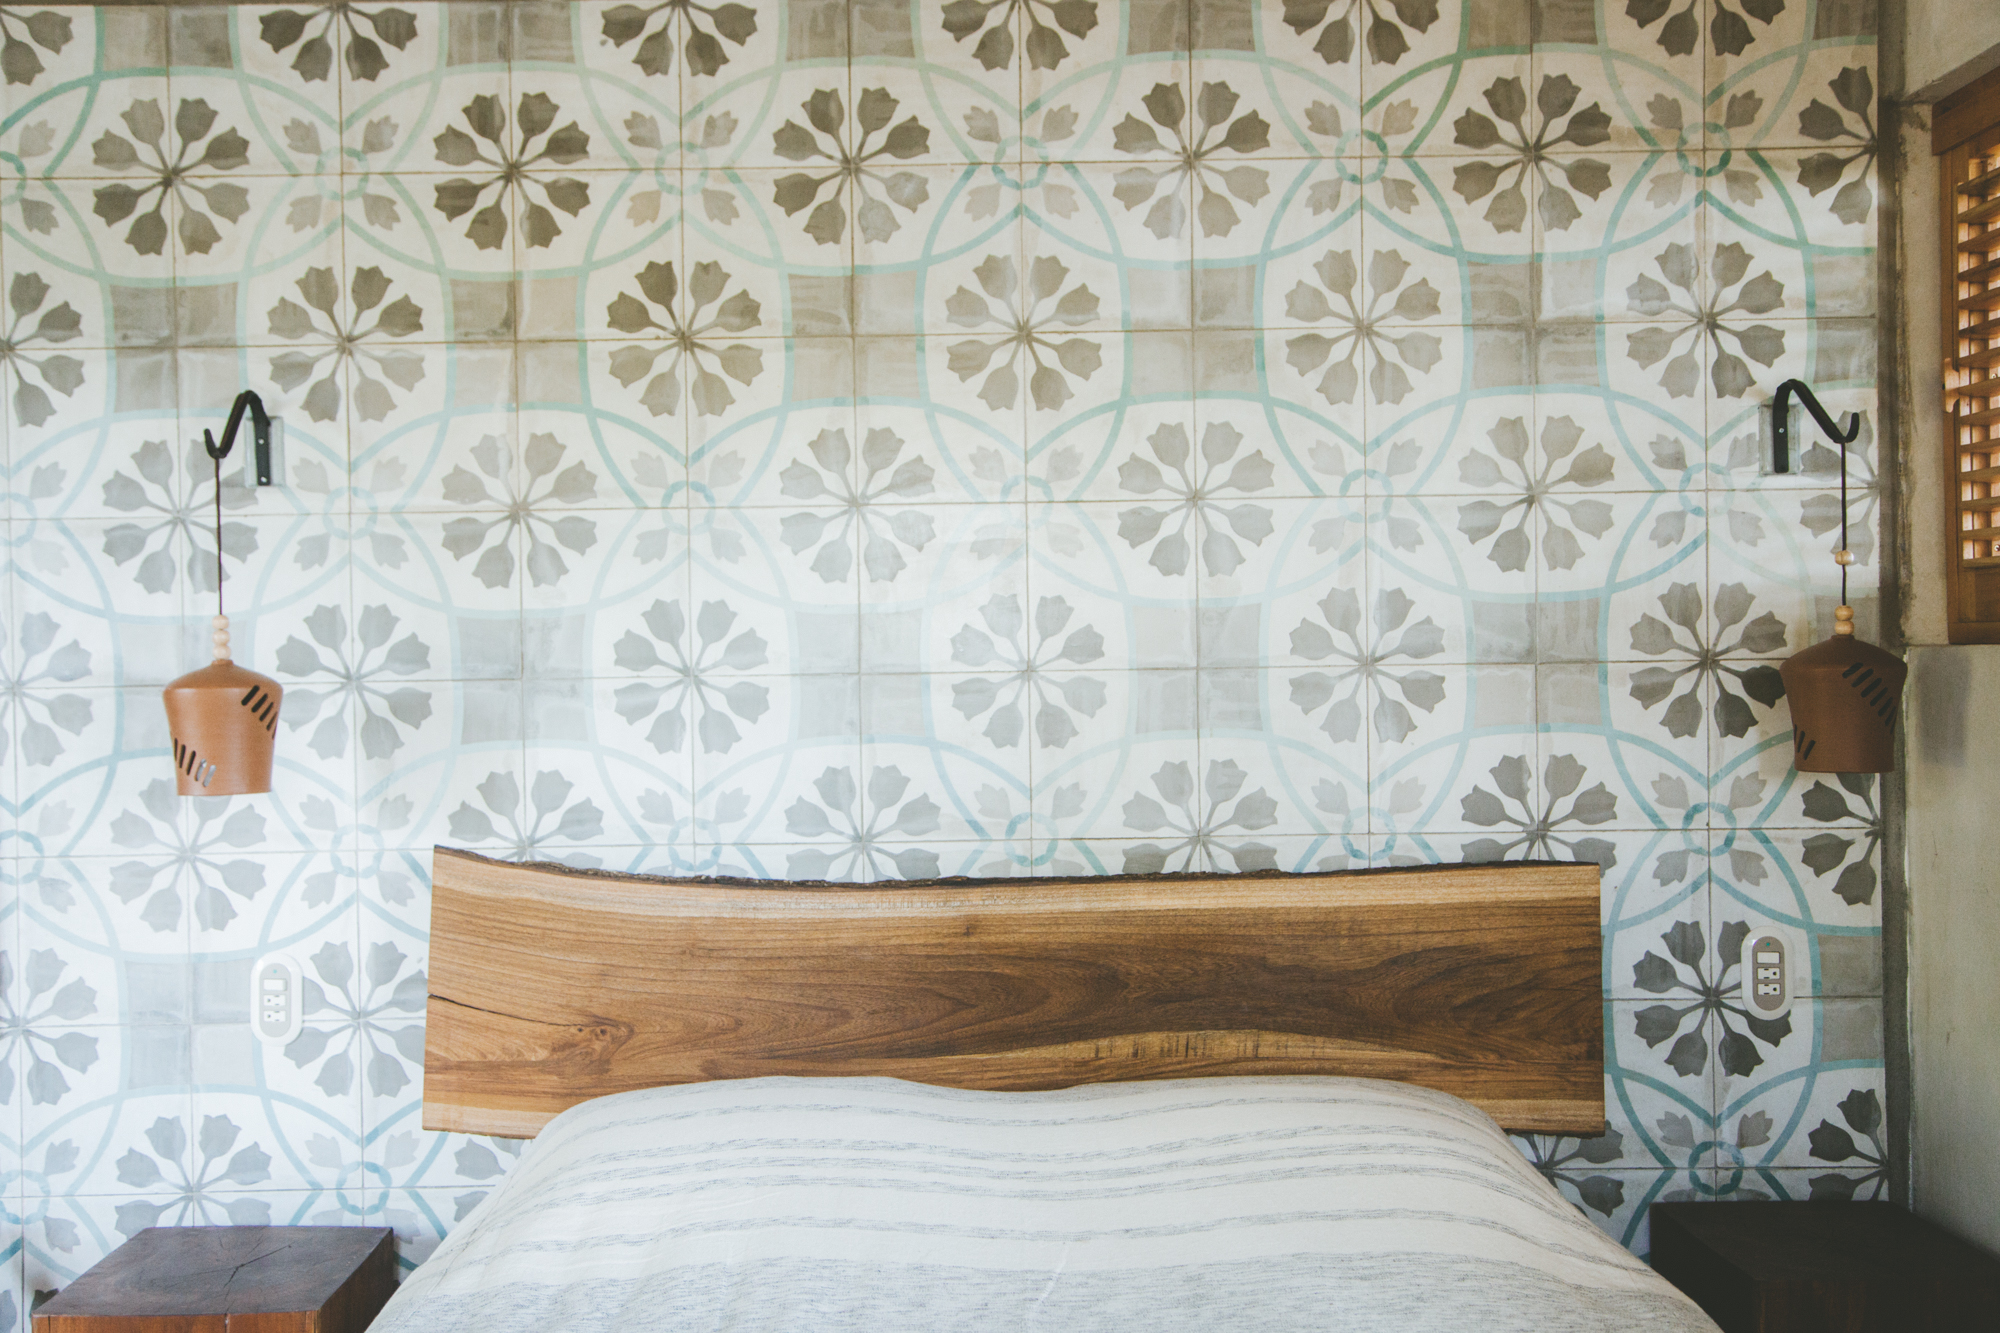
[1769,378,1861,476]
[205,390,275,485]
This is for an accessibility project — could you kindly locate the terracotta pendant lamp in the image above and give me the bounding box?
[162,392,283,795]
[1770,380,1905,774]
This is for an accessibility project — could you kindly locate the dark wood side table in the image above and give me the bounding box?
[1650,1201,2000,1332]
[33,1225,394,1333]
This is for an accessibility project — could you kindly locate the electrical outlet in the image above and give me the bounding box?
[1740,928,1798,1021]
[252,955,302,1044]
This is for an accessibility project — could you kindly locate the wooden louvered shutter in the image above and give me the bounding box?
[1940,69,2000,643]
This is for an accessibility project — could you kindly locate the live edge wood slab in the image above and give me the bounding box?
[424,850,1604,1138]
[32,1226,394,1333]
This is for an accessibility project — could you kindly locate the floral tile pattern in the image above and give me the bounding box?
[1,0,1875,1292]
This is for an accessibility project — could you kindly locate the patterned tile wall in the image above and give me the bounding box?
[0,0,1884,1312]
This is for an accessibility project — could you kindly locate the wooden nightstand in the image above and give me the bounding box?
[1649,1201,2000,1332]
[33,1225,395,1333]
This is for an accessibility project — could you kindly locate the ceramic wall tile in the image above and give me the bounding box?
[2,0,1881,1276]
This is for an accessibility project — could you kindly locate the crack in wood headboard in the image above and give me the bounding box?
[422,848,1605,1137]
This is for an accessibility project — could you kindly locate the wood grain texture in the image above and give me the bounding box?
[1935,64,2000,155]
[423,850,1604,1137]
[31,1226,394,1333]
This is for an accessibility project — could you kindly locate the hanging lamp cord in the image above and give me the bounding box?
[1774,380,1861,611]
[201,389,273,623]
[1839,426,1848,607]
[214,444,226,616]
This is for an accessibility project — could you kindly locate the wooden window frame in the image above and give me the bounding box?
[1938,68,2000,643]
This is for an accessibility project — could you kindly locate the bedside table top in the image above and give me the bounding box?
[36,1226,393,1318]
[1649,1201,2000,1333]
[1649,1201,1995,1283]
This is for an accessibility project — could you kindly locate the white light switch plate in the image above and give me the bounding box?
[1740,926,1802,1021]
[252,954,302,1044]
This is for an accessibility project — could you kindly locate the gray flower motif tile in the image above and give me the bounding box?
[1372,666,1537,831]
[1021,14,1186,161]
[440,767,602,866]
[101,1106,281,1221]
[1363,0,1528,115]
[1787,66,1878,211]
[607,597,772,756]
[261,266,431,422]
[0,946,103,1116]
[1279,584,1448,747]
[20,1195,113,1302]
[0,5,118,129]
[942,253,1112,416]
[0,0,1883,1267]
[1275,247,1447,406]
[1536,154,1703,323]
[593,0,768,87]
[1556,1167,1698,1256]
[1442,71,1617,234]
[1715,823,1882,996]
[1714,995,1881,1161]
[419,90,594,250]
[1092,757,1277,874]
[938,593,1109,751]
[250,2,425,89]
[1705,0,1873,148]
[760,761,939,880]
[1606,992,1720,1171]
[280,934,426,1105]
[0,274,89,443]
[1621,237,1789,402]
[1529,38,1691,155]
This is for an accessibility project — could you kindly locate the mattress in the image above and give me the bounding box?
[372,1075,1718,1332]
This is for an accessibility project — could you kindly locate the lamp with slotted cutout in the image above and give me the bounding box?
[162,392,283,795]
[1772,380,1905,773]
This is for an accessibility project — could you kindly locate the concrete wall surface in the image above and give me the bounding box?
[1907,645,2000,1251]
[1900,3,2000,1248]
[1904,0,2000,99]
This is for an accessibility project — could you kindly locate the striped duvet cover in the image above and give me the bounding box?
[374,1076,1718,1332]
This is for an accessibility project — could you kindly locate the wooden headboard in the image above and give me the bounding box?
[423,850,1604,1137]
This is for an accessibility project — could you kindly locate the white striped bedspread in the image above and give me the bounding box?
[374,1076,1718,1332]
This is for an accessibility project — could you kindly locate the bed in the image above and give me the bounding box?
[371,851,1719,1331]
